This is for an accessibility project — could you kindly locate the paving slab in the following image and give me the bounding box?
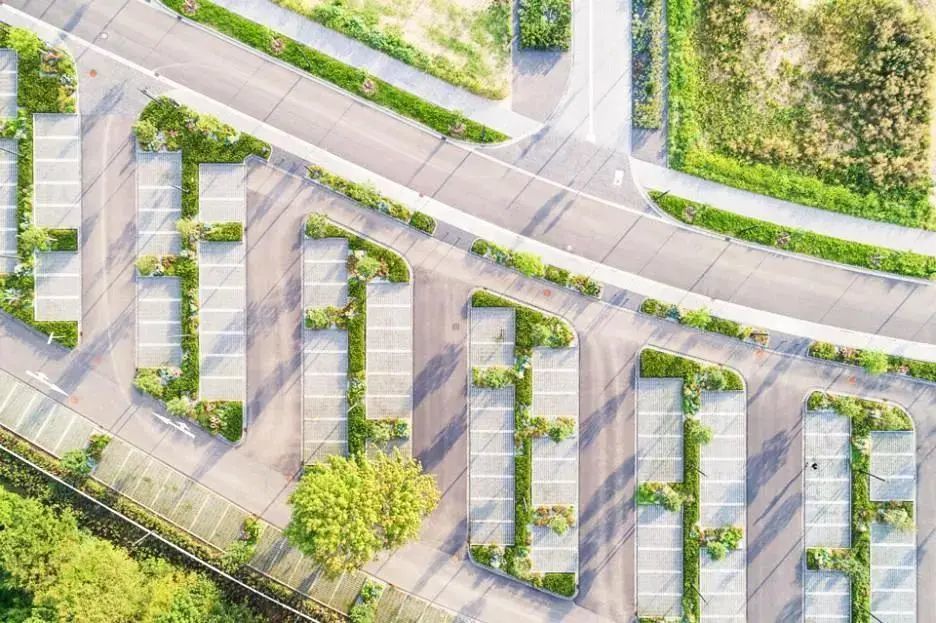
[635,504,683,617]
[366,281,413,428]
[0,49,16,120]
[198,162,245,223]
[804,409,851,549]
[34,251,80,321]
[198,241,246,402]
[871,522,916,623]
[870,431,915,501]
[0,138,16,274]
[803,570,850,623]
[136,150,182,256]
[636,377,684,483]
[136,277,183,367]
[33,113,81,229]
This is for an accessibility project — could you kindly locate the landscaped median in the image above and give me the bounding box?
[652,191,936,280]
[307,165,436,235]
[468,290,579,597]
[803,392,914,623]
[161,0,508,143]
[631,0,664,129]
[470,238,602,298]
[808,341,936,383]
[639,298,768,345]
[131,96,270,443]
[636,348,745,620]
[0,25,80,348]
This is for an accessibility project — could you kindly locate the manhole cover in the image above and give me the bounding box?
[451,322,461,331]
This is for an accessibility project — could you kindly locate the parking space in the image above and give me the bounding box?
[804,407,851,622]
[302,237,349,462]
[33,114,81,229]
[198,163,245,223]
[0,138,17,274]
[136,150,182,256]
[636,376,684,617]
[366,281,413,451]
[0,50,17,119]
[530,346,578,574]
[870,430,915,623]
[198,241,246,401]
[34,251,81,321]
[698,390,746,621]
[136,277,183,367]
[468,306,515,545]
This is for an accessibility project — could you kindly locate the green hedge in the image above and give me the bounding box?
[632,0,664,129]
[274,0,509,99]
[470,290,576,596]
[808,342,936,383]
[307,165,436,235]
[471,239,603,298]
[0,25,79,349]
[162,0,507,143]
[132,96,269,443]
[652,192,936,279]
[664,0,933,228]
[518,0,572,50]
[639,298,767,344]
[639,348,743,391]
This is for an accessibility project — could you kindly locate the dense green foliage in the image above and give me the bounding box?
[653,192,936,279]
[469,291,577,596]
[163,0,508,142]
[286,452,439,577]
[666,0,936,227]
[274,0,510,98]
[471,239,603,298]
[307,165,436,234]
[809,341,936,383]
[807,392,913,622]
[518,0,572,49]
[631,0,664,128]
[132,97,268,442]
[348,578,384,623]
[640,348,743,415]
[0,25,79,348]
[640,297,767,344]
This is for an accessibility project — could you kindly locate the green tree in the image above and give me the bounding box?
[286,452,439,576]
[858,349,889,375]
[509,251,545,278]
[59,448,92,481]
[18,226,53,253]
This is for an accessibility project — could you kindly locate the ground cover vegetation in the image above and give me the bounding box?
[0,25,79,348]
[804,392,913,622]
[307,165,436,234]
[631,0,664,128]
[640,298,768,345]
[470,238,603,298]
[638,348,745,619]
[809,341,936,383]
[667,0,936,228]
[0,428,344,622]
[469,290,577,597]
[652,192,936,279]
[273,0,511,98]
[518,0,572,49]
[132,97,269,443]
[165,0,507,142]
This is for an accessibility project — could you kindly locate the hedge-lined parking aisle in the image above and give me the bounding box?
[132,96,269,442]
[468,290,579,597]
[0,25,80,348]
[804,392,916,623]
[635,348,745,620]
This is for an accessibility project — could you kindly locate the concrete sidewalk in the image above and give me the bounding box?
[632,159,936,255]
[207,0,542,139]
[167,87,936,362]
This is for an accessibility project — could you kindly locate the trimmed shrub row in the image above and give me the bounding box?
[0,25,79,348]
[640,298,768,345]
[307,165,436,235]
[652,191,936,280]
[162,0,508,143]
[631,0,664,129]
[808,341,936,383]
[471,239,602,298]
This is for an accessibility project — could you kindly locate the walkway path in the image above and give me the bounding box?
[204,0,540,139]
[632,159,936,255]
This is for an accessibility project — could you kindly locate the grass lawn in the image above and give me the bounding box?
[667,0,936,228]
[273,0,511,98]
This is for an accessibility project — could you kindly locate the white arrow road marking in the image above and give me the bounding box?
[25,370,68,397]
[151,411,196,439]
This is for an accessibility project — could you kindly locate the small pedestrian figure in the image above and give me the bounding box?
[811,462,818,471]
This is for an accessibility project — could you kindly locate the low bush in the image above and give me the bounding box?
[364,418,410,443]
[640,297,767,344]
[471,240,603,298]
[472,365,521,388]
[808,341,936,383]
[637,481,684,511]
[533,505,575,536]
[517,415,576,443]
[652,192,936,279]
[163,0,507,142]
[631,0,664,128]
[349,578,384,623]
[408,211,436,235]
[701,525,743,560]
[46,227,78,251]
[541,572,576,597]
[201,221,243,242]
[305,215,410,283]
[518,0,572,49]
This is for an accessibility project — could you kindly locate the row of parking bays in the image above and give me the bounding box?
[0,52,15,274]
[636,376,747,620]
[0,367,466,622]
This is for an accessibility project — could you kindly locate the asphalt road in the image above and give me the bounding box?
[9,0,936,349]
